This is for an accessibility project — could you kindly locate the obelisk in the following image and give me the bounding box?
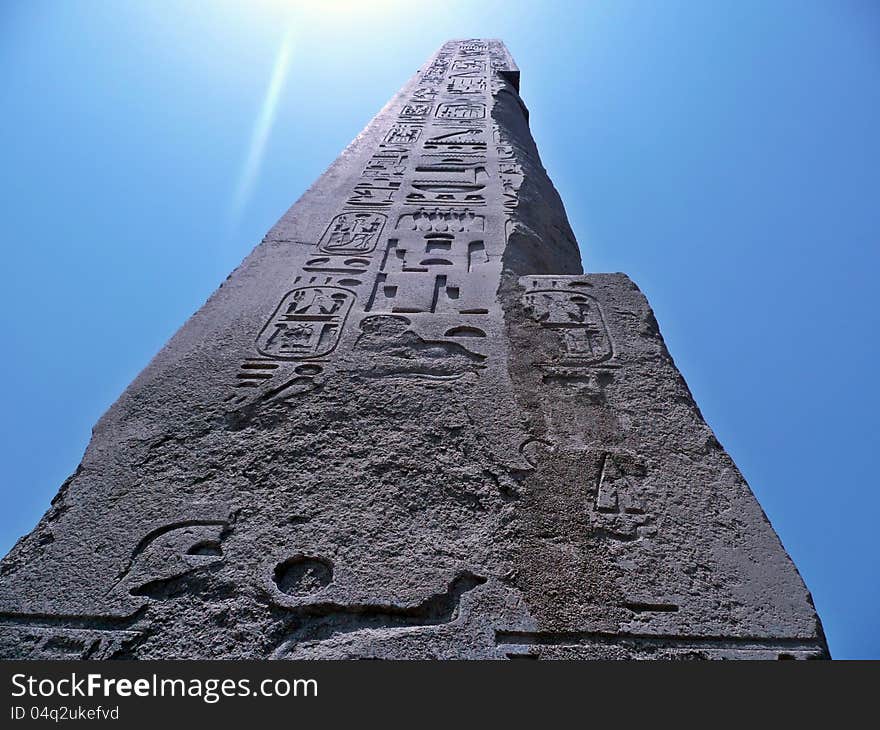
[0,40,828,659]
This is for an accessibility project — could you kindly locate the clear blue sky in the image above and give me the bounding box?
[1,1,877,659]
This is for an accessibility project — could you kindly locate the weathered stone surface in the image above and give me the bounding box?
[0,40,827,659]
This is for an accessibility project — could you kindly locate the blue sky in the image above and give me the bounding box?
[1,1,877,659]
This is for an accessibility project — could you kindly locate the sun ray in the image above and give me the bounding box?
[230,26,294,225]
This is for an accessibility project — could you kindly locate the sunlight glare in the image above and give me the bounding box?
[230,26,294,226]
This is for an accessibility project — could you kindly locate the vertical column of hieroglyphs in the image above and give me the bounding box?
[357,38,499,370]
[224,40,503,405]
[486,40,526,260]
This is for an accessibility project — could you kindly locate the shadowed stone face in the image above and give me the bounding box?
[0,39,828,660]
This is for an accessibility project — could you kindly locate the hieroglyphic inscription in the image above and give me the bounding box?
[271,572,487,656]
[451,59,486,74]
[347,180,400,208]
[228,39,494,405]
[458,40,488,55]
[110,517,233,598]
[256,287,355,359]
[522,280,613,364]
[366,233,491,317]
[302,255,370,276]
[407,154,489,207]
[400,102,432,118]
[396,208,485,233]
[494,126,528,219]
[362,151,409,179]
[384,124,422,145]
[436,101,486,120]
[593,453,653,541]
[0,624,142,660]
[319,212,387,254]
[423,127,487,151]
[411,86,439,101]
[421,54,451,83]
[447,76,487,95]
[499,159,524,210]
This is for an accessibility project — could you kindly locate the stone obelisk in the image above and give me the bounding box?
[0,40,827,659]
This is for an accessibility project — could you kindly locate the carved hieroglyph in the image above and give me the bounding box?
[0,40,828,659]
